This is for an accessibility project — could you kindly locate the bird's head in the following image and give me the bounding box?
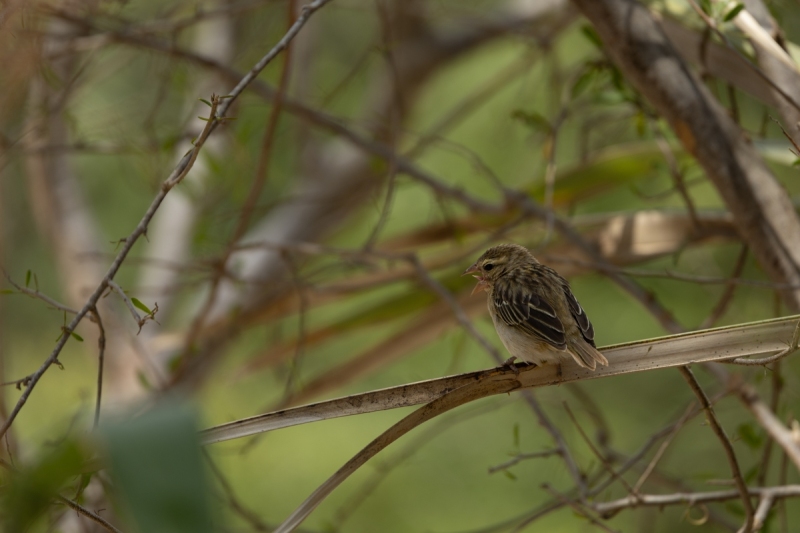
[463,243,534,294]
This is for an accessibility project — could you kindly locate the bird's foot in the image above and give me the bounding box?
[501,356,520,375]
[500,357,536,375]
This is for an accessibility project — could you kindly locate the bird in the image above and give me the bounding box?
[464,243,608,370]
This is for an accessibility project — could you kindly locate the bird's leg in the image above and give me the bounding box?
[501,356,521,375]
[500,357,536,376]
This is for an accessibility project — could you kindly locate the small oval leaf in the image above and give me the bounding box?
[131,298,152,314]
[723,3,744,22]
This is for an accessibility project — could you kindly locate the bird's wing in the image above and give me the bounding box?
[493,285,567,349]
[562,283,596,347]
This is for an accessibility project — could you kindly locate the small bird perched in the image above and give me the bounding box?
[464,243,608,370]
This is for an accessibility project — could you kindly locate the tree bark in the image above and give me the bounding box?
[572,0,800,311]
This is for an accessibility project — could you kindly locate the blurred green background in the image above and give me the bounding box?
[2,0,800,531]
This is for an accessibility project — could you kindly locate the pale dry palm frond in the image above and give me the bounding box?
[203,314,800,533]
[202,314,799,444]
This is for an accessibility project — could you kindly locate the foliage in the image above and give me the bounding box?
[1,0,800,532]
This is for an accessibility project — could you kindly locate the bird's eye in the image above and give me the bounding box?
[483,263,494,271]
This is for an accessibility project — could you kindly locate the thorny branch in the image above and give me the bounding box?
[1,0,332,441]
[2,270,79,315]
[106,280,157,333]
[0,93,222,439]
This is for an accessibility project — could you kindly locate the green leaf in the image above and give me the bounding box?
[725,500,745,517]
[571,66,596,99]
[2,441,86,532]
[503,470,517,481]
[743,464,759,484]
[70,332,84,342]
[74,472,92,500]
[0,289,15,295]
[699,0,712,15]
[723,3,744,22]
[25,270,31,288]
[511,110,551,133]
[136,370,153,391]
[526,141,678,205]
[580,25,603,49]
[131,298,152,314]
[103,402,213,533]
[198,98,212,107]
[737,423,763,450]
[609,66,626,92]
[635,111,648,137]
[512,424,520,449]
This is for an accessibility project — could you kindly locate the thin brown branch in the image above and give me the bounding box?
[408,255,502,361]
[651,119,700,229]
[106,280,157,333]
[701,245,749,329]
[752,492,775,532]
[488,449,560,474]
[204,450,270,532]
[362,0,402,249]
[540,484,621,533]
[106,281,139,321]
[756,360,783,487]
[684,0,800,114]
[334,401,505,528]
[57,495,124,533]
[563,402,635,495]
[573,0,800,311]
[521,390,589,499]
[511,194,685,333]
[594,485,800,519]
[731,379,800,472]
[545,256,800,290]
[541,110,568,242]
[0,374,35,389]
[0,87,217,438]
[678,365,754,532]
[178,0,297,370]
[632,401,696,493]
[273,375,520,533]
[0,0,328,439]
[2,270,79,314]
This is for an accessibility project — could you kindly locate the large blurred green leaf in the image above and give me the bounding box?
[103,402,212,533]
[1,440,86,532]
[528,141,682,205]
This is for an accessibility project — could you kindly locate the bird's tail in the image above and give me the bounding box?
[568,339,609,370]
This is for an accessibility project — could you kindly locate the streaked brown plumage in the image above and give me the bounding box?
[464,243,608,370]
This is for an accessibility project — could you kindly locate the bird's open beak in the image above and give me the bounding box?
[463,263,487,295]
